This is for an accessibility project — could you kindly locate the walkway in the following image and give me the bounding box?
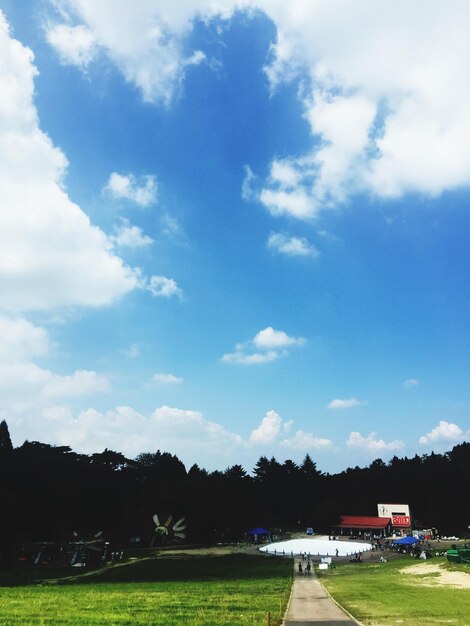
[284,566,359,626]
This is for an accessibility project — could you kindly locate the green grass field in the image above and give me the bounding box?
[0,555,292,626]
[319,557,470,625]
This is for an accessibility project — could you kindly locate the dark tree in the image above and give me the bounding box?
[224,464,248,479]
[0,420,13,452]
[300,454,321,481]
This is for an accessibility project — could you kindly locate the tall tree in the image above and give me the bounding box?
[300,454,321,481]
[0,420,13,452]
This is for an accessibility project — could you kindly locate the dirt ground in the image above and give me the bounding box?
[156,544,259,557]
[400,562,470,588]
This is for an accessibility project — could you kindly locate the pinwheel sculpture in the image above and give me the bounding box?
[152,513,187,545]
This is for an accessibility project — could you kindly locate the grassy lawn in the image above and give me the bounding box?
[0,555,292,626]
[319,557,470,625]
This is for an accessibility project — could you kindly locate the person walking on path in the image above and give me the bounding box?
[285,560,360,624]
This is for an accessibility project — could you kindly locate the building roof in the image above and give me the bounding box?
[334,515,392,529]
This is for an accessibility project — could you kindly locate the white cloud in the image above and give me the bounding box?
[249,410,282,444]
[258,91,376,217]
[327,398,365,410]
[283,419,293,433]
[241,164,257,201]
[259,1,470,210]
[153,373,183,385]
[42,369,109,398]
[46,0,214,105]
[12,401,334,470]
[267,232,319,257]
[147,275,183,298]
[44,404,332,463]
[0,362,109,404]
[0,315,109,428]
[46,2,470,208]
[253,326,305,349]
[42,405,73,421]
[280,429,331,450]
[47,404,244,466]
[112,220,154,248]
[46,23,97,67]
[419,420,468,446]
[221,350,280,365]
[222,326,305,365]
[403,378,419,389]
[0,317,50,362]
[347,431,405,453]
[259,184,316,220]
[0,12,140,312]
[248,412,332,454]
[104,172,157,207]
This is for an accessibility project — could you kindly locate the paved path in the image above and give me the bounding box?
[284,567,359,626]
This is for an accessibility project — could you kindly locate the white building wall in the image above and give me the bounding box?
[377,503,411,527]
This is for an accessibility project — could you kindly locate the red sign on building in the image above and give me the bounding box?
[392,515,410,526]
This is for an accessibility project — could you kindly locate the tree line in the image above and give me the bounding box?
[1,419,469,553]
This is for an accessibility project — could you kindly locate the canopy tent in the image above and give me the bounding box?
[247,527,270,536]
[393,536,419,545]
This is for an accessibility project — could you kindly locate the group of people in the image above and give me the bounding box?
[297,559,312,575]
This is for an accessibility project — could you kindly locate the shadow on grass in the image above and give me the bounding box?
[1,554,292,587]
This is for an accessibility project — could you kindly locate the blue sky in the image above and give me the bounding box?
[1,0,469,472]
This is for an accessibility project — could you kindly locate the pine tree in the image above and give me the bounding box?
[0,419,13,452]
[301,453,321,481]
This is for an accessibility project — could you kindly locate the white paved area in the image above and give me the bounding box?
[260,537,371,557]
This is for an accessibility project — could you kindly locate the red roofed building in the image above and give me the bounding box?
[377,503,412,536]
[332,515,392,538]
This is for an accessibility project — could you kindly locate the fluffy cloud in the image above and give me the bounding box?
[153,373,183,385]
[347,431,404,453]
[280,430,331,450]
[46,0,212,105]
[0,12,140,312]
[112,220,154,248]
[39,403,331,467]
[44,404,244,466]
[259,181,315,219]
[253,326,305,349]
[249,410,282,444]
[45,2,470,208]
[221,350,280,365]
[0,316,109,432]
[267,232,319,257]
[259,1,470,212]
[249,410,331,450]
[147,275,183,298]
[104,172,157,207]
[222,326,305,365]
[0,317,50,362]
[46,23,96,67]
[419,420,468,446]
[42,370,109,398]
[403,378,419,389]
[326,398,365,410]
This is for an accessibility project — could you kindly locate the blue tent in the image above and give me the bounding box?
[247,527,270,536]
[393,536,419,545]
